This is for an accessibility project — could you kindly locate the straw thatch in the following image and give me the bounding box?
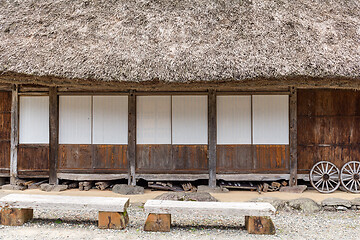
[0,0,359,84]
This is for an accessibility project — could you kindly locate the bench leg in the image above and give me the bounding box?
[245,216,275,235]
[0,208,33,226]
[98,211,129,230]
[144,213,171,232]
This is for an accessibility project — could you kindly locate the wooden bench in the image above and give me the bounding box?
[0,194,130,229]
[144,200,276,234]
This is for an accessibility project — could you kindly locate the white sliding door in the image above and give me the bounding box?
[172,95,208,144]
[217,96,251,144]
[19,96,49,144]
[59,96,92,144]
[137,96,171,144]
[93,96,128,144]
[252,95,289,144]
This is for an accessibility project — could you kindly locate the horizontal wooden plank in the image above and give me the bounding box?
[136,174,209,181]
[217,174,290,181]
[58,144,92,169]
[93,145,128,170]
[57,173,128,181]
[18,145,49,171]
[0,194,129,212]
[254,145,290,171]
[217,145,252,173]
[145,200,275,216]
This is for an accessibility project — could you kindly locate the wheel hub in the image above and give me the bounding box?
[354,174,360,181]
[323,174,330,181]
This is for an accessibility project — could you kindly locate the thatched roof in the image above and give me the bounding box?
[0,0,360,84]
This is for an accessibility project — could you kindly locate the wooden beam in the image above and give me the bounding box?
[128,90,136,185]
[49,87,59,184]
[57,173,128,181]
[10,84,19,185]
[289,87,298,186]
[208,90,217,188]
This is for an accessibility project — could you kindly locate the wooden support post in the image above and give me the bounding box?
[0,208,33,226]
[289,87,297,186]
[49,87,59,185]
[128,90,136,186]
[144,213,171,232]
[10,84,18,185]
[245,216,276,235]
[208,89,217,188]
[98,211,129,229]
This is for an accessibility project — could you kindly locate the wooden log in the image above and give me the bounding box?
[95,181,110,191]
[10,84,18,185]
[128,90,136,185]
[79,181,92,191]
[49,87,59,185]
[98,211,129,229]
[289,86,298,186]
[208,89,217,188]
[245,216,276,235]
[0,208,33,226]
[144,213,171,232]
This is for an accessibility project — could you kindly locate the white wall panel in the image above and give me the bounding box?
[137,96,171,144]
[217,96,251,144]
[19,96,49,144]
[252,95,289,144]
[59,96,92,144]
[93,96,128,144]
[172,95,208,144]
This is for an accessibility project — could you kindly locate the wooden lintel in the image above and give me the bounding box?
[136,174,209,181]
[49,87,59,184]
[128,90,136,185]
[57,173,128,181]
[217,174,290,181]
[208,89,217,188]
[289,86,297,186]
[10,84,19,185]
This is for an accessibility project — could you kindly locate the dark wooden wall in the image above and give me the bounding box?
[58,144,128,173]
[0,91,11,175]
[18,144,49,177]
[216,145,289,173]
[297,89,360,173]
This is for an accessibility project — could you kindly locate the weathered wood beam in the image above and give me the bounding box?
[128,90,136,185]
[10,84,19,185]
[289,86,298,186]
[208,89,217,188]
[49,87,59,185]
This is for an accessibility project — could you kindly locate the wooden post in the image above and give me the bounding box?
[289,87,297,186]
[208,89,217,188]
[98,211,129,229]
[144,213,171,232]
[49,87,59,185]
[128,90,136,186]
[10,84,18,185]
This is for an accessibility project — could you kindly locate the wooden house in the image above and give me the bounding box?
[0,0,359,187]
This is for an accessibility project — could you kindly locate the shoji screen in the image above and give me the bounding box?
[172,95,208,144]
[252,95,289,144]
[137,96,171,144]
[19,96,49,144]
[217,95,251,144]
[93,96,128,144]
[59,96,92,144]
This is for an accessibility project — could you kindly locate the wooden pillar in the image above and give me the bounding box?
[10,84,18,185]
[208,89,217,188]
[49,87,59,185]
[289,87,297,186]
[128,90,136,185]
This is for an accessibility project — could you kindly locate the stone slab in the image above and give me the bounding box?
[321,198,352,208]
[279,185,307,193]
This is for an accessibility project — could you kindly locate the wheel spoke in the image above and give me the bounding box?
[321,163,325,174]
[345,179,354,187]
[356,163,360,174]
[342,176,353,181]
[328,180,335,189]
[327,165,334,174]
[350,180,355,191]
[355,181,358,192]
[321,181,325,191]
[329,179,338,185]
[313,170,323,176]
[325,162,329,174]
[344,168,353,175]
[348,165,354,174]
[316,166,324,174]
[315,179,323,187]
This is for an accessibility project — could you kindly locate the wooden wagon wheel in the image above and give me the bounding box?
[310,161,340,193]
[340,161,360,193]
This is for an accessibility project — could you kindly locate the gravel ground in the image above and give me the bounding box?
[0,206,359,240]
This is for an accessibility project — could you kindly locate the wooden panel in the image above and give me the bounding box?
[254,145,289,172]
[136,145,208,173]
[0,91,11,113]
[136,145,172,172]
[58,144,92,169]
[172,145,208,172]
[0,141,10,169]
[0,113,11,140]
[17,145,49,171]
[93,145,128,170]
[216,145,252,173]
[297,89,360,174]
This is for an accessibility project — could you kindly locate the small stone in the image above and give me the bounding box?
[40,184,68,192]
[112,184,144,195]
[321,198,352,208]
[279,185,307,193]
[1,184,26,190]
[288,198,321,213]
[196,185,229,193]
[336,206,348,211]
